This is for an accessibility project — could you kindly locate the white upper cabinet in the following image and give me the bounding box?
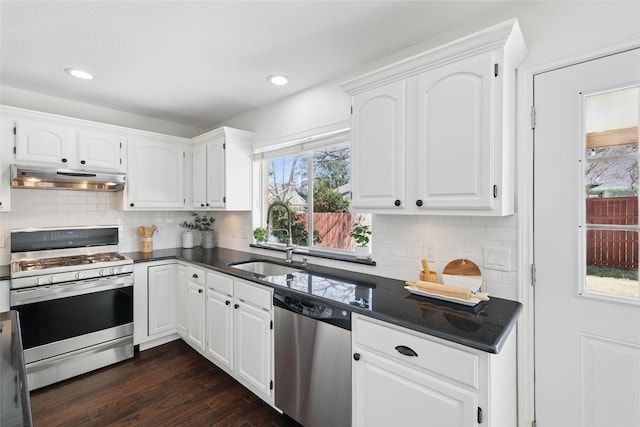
[190,127,253,211]
[125,137,186,210]
[342,19,526,216]
[77,129,126,171]
[351,81,406,209]
[9,114,125,172]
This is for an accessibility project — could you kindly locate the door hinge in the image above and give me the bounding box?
[270,320,273,330]
[494,63,499,77]
[120,142,122,149]
[350,105,353,114]
[13,126,17,135]
[531,264,536,286]
[493,185,498,198]
[13,146,16,155]
[223,196,226,203]
[222,142,226,150]
[183,151,186,158]
[183,198,186,204]
[477,407,483,424]
[120,158,122,165]
[532,421,537,427]
[270,380,273,390]
[531,106,536,129]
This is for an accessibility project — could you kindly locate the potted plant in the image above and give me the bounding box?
[253,227,267,245]
[181,213,216,249]
[350,216,372,259]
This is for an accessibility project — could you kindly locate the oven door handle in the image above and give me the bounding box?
[10,275,133,307]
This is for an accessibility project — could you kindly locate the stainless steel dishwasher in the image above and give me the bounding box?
[274,291,351,427]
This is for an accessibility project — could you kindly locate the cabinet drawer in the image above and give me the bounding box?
[354,315,479,388]
[206,270,233,296]
[235,279,272,311]
[187,265,206,285]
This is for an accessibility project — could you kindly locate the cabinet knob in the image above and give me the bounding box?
[206,203,210,207]
[353,353,361,361]
[198,289,203,294]
[416,199,423,207]
[129,203,135,207]
[61,158,67,163]
[234,303,239,309]
[192,273,198,279]
[394,199,401,207]
[80,160,86,165]
[225,300,231,306]
[200,203,205,207]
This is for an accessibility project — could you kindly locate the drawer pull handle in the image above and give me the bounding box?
[353,353,361,361]
[192,273,198,279]
[234,303,239,309]
[225,300,231,306]
[395,345,418,357]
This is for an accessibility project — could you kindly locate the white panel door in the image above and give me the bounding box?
[206,137,226,208]
[351,80,406,209]
[192,143,207,208]
[205,288,233,370]
[186,281,205,350]
[147,264,177,336]
[77,130,124,171]
[415,52,494,210]
[234,301,271,396]
[15,120,75,166]
[534,49,640,427]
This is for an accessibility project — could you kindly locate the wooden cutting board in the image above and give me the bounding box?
[442,259,482,291]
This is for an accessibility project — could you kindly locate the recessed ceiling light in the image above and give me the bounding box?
[268,75,288,86]
[65,68,94,80]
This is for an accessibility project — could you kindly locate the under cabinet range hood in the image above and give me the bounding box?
[10,164,126,191]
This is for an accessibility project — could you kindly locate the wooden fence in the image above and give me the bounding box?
[297,212,368,250]
[586,197,638,269]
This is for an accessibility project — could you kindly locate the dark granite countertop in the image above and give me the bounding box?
[1,311,32,427]
[123,247,522,354]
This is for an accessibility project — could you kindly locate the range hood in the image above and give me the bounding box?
[11,164,126,192]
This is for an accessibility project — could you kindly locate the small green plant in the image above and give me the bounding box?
[253,227,267,243]
[349,216,372,247]
[181,213,215,231]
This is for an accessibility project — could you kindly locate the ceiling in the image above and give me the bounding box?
[1,1,514,130]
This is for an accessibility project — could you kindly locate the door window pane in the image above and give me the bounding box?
[583,86,640,299]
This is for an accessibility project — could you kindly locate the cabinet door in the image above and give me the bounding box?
[127,140,185,209]
[206,288,234,370]
[192,144,208,208]
[77,130,124,171]
[353,350,477,427]
[176,264,188,336]
[206,137,226,208]
[186,281,205,350]
[351,81,406,209]
[14,120,76,166]
[147,264,177,336]
[415,52,495,210]
[234,301,272,397]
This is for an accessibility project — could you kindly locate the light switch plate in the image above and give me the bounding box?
[483,246,510,272]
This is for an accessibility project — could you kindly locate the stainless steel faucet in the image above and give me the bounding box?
[266,201,295,263]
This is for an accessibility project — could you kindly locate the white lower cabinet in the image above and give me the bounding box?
[147,264,178,336]
[352,314,516,427]
[233,279,273,399]
[205,270,234,370]
[185,265,206,351]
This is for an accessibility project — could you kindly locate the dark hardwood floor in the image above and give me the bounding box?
[29,340,300,427]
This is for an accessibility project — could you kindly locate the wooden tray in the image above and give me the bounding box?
[404,285,488,306]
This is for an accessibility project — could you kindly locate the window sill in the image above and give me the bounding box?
[249,243,376,266]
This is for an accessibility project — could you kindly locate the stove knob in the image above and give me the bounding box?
[49,276,56,284]
[35,277,42,285]
[110,268,115,275]
[99,269,105,277]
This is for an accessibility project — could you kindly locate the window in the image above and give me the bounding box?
[582,86,639,299]
[255,129,372,256]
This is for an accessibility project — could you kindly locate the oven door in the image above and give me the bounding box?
[10,275,133,389]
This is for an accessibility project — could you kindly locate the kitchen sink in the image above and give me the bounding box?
[229,260,303,276]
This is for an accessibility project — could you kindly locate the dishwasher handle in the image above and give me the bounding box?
[274,292,351,331]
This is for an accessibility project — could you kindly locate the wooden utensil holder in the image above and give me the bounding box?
[420,270,439,283]
[141,237,153,253]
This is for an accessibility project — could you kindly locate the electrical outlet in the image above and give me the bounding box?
[424,242,437,263]
[241,227,248,239]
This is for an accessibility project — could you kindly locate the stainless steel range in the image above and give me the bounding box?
[9,226,134,390]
